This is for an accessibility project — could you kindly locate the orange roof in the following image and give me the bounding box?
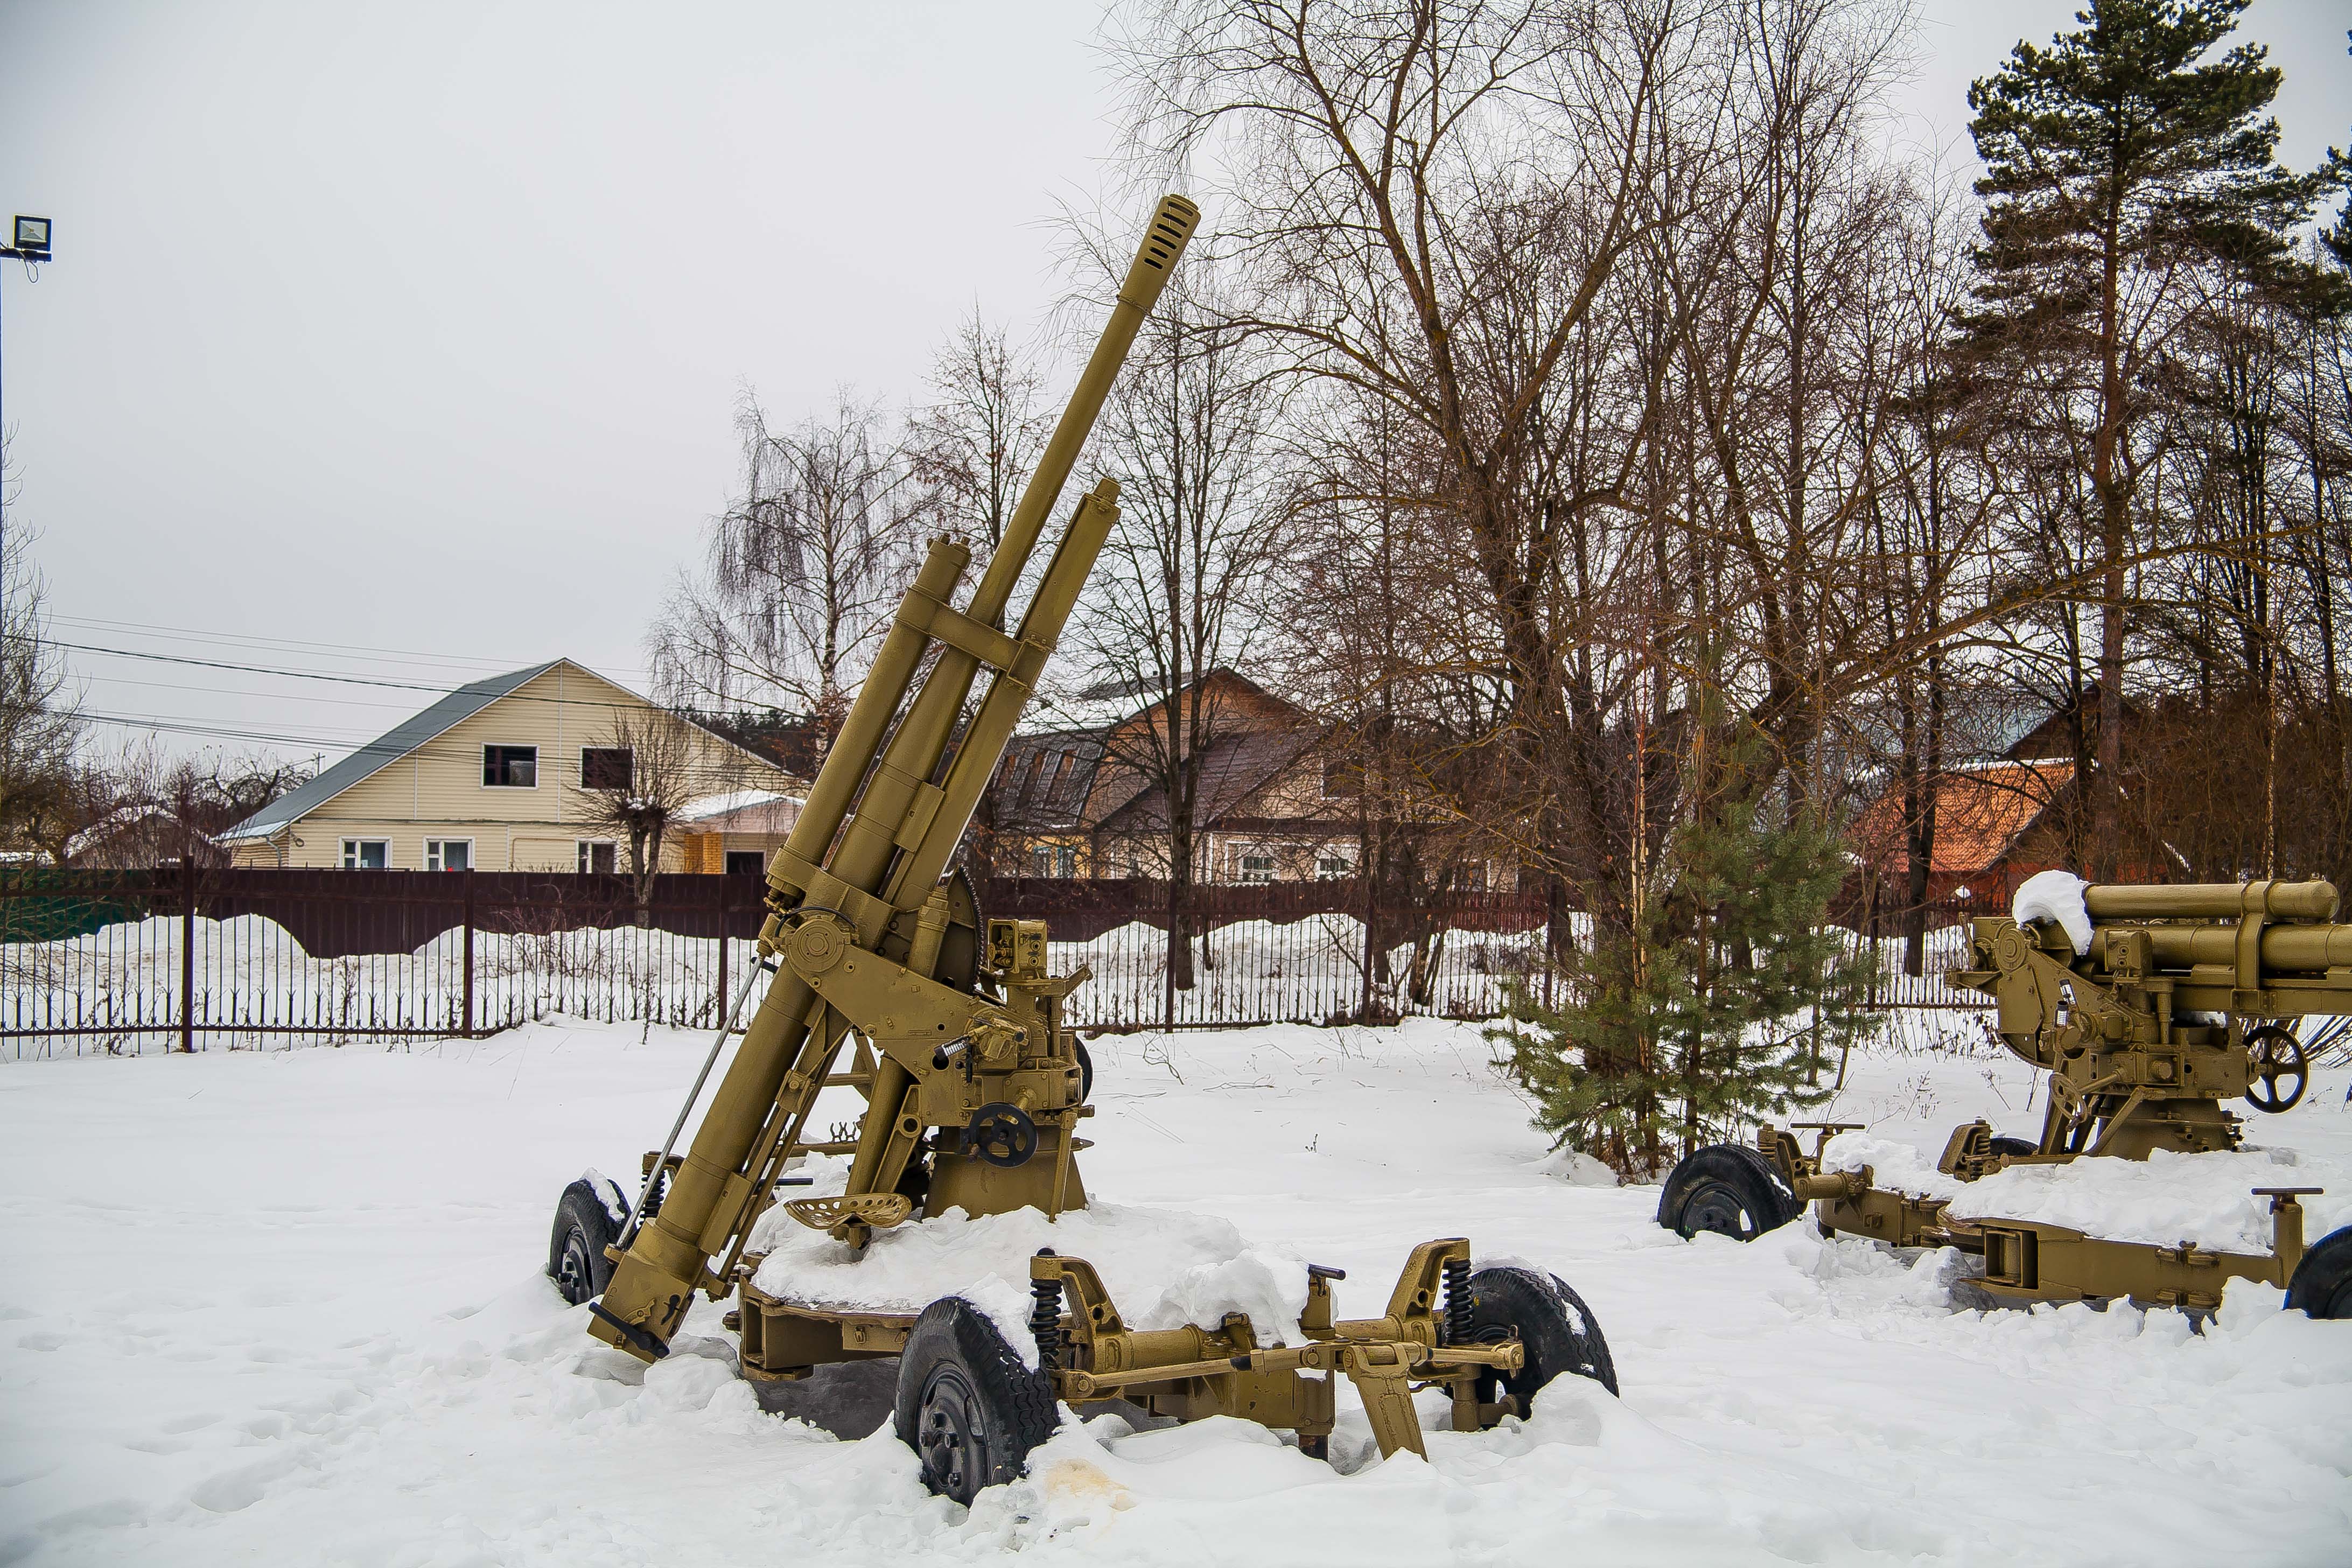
[1849,762,2071,877]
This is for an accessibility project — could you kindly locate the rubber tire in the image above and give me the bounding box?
[548,1179,620,1306]
[1656,1144,1800,1242]
[2286,1224,2352,1320]
[1075,1038,1094,1103]
[894,1297,1059,1504]
[1467,1266,1619,1421]
[1988,1136,2039,1160]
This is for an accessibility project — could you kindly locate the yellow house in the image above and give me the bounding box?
[218,659,801,872]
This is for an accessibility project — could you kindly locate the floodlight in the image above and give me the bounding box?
[10,217,49,257]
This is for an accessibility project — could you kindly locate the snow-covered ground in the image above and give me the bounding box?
[3,1018,2349,1566]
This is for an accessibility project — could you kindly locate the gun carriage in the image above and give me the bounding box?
[544,195,1620,1502]
[1657,878,2352,1319]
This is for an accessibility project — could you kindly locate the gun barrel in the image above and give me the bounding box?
[964,193,1200,631]
[2082,879,2340,923]
[2128,922,2352,980]
[586,195,1198,1362]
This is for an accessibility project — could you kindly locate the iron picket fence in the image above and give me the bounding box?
[0,868,1981,1056]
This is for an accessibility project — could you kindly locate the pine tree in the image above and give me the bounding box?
[2325,30,2352,271]
[1490,740,1877,1178]
[1960,0,2332,879]
[1664,796,1875,1156]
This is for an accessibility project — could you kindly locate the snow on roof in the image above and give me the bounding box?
[66,804,221,859]
[676,789,799,823]
[676,790,803,834]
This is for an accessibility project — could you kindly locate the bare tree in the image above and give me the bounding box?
[649,391,920,750]
[1066,257,1288,1000]
[905,310,1054,878]
[906,310,1053,555]
[576,709,709,922]
[0,515,83,857]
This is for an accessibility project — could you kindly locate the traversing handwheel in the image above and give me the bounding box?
[2244,1025,2309,1114]
[964,1103,1038,1168]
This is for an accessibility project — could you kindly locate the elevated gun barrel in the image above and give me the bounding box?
[586,194,1200,1363]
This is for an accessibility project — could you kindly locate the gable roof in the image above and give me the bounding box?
[1024,668,1296,738]
[1847,761,2074,878]
[67,804,223,861]
[993,731,1112,832]
[1095,725,1328,834]
[218,661,561,842]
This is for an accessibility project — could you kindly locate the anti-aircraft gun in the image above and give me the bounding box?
[1656,878,2352,1319]
[545,194,1620,1502]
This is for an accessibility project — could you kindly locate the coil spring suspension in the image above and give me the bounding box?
[1030,1248,1062,1371]
[1442,1256,1473,1346]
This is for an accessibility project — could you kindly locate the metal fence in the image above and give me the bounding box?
[0,868,1979,1056]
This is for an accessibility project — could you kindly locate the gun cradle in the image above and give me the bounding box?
[1949,878,2345,1161]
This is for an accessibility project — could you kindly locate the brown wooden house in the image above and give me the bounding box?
[988,672,1359,883]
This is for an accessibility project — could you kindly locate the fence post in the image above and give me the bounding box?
[461,868,476,1038]
[179,860,195,1054]
[715,872,729,1029]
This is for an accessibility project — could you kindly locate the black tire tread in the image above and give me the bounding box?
[2286,1224,2352,1320]
[893,1296,1058,1501]
[548,1180,620,1304]
[1467,1265,1619,1417]
[1655,1143,1800,1241]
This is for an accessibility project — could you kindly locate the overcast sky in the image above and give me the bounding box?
[2,1,2347,776]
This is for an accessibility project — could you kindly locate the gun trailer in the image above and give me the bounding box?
[1659,878,2352,1319]
[545,194,1622,1501]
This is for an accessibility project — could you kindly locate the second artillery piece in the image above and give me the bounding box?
[544,192,1621,1502]
[1657,877,2352,1319]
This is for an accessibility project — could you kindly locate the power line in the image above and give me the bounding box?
[51,639,533,695]
[52,640,765,723]
[76,673,440,712]
[49,611,656,681]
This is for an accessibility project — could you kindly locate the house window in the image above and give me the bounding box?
[725,850,766,876]
[483,745,538,788]
[580,747,633,790]
[578,840,618,873]
[426,839,472,871]
[341,838,390,870]
[1239,853,1276,884]
[1047,752,1075,801]
[1315,853,1354,880]
[1029,845,1075,878]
